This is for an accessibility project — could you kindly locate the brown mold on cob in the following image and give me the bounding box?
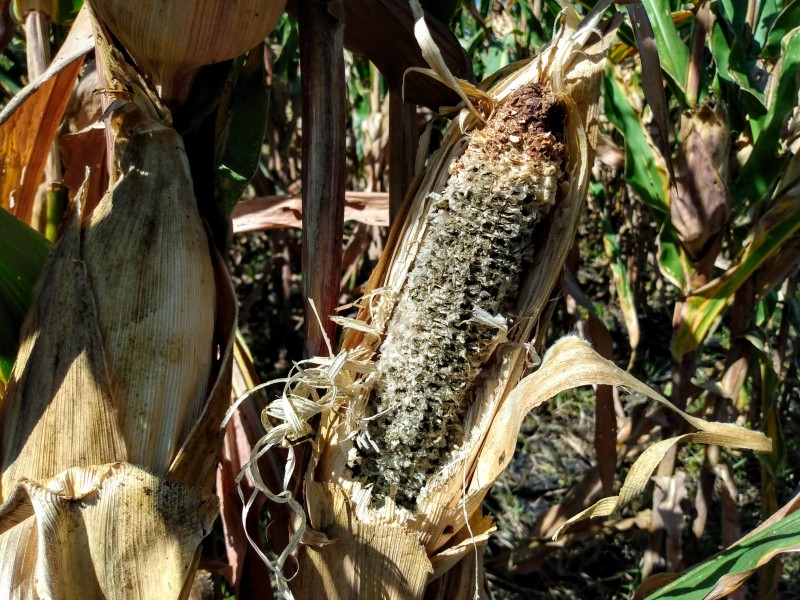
[355,83,566,507]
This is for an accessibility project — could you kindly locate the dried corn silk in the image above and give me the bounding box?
[356,84,566,507]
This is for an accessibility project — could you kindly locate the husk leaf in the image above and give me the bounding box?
[0,463,216,600]
[83,102,216,474]
[0,26,237,593]
[88,0,286,105]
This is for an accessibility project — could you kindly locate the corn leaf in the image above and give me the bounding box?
[602,69,687,290]
[671,184,800,358]
[214,47,270,220]
[603,213,639,354]
[626,2,673,167]
[640,0,688,95]
[602,70,668,216]
[644,492,800,600]
[53,0,83,24]
[711,10,769,109]
[733,27,800,206]
[0,6,92,225]
[763,0,800,59]
[0,208,49,383]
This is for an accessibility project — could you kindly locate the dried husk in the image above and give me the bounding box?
[88,0,286,105]
[0,463,217,600]
[0,70,236,595]
[83,103,216,473]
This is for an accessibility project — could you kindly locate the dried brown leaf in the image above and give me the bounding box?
[232,192,390,232]
[0,6,92,225]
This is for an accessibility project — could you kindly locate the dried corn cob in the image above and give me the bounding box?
[356,83,566,507]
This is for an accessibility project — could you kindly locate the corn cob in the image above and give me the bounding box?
[355,83,566,507]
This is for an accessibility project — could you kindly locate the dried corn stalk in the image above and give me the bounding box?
[0,15,236,596]
[238,6,771,599]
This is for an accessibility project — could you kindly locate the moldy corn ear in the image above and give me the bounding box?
[83,102,216,472]
[357,84,566,507]
[88,0,286,105]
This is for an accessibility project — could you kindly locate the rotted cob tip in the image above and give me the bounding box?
[355,83,567,508]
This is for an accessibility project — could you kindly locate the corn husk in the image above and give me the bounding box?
[0,31,237,593]
[88,0,286,105]
[236,6,771,599]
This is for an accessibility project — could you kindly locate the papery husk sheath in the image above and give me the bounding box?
[0,188,128,499]
[83,102,216,473]
[0,50,235,594]
[88,0,287,105]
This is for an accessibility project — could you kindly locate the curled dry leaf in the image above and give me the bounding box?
[0,5,93,225]
[232,192,390,232]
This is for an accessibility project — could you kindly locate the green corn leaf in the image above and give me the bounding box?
[0,207,50,382]
[658,228,688,292]
[763,0,800,58]
[214,46,270,219]
[53,0,83,24]
[645,493,800,599]
[710,22,767,113]
[603,213,640,354]
[602,70,669,216]
[753,0,782,50]
[603,70,688,290]
[640,0,688,95]
[733,27,800,206]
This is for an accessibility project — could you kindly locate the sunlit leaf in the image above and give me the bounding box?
[603,69,690,290]
[733,27,800,206]
[644,493,800,599]
[0,6,92,225]
[640,0,688,95]
[602,69,669,216]
[763,0,800,58]
[603,213,639,355]
[672,189,800,358]
[625,3,671,171]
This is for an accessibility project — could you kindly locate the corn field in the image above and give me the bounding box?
[0,0,799,598]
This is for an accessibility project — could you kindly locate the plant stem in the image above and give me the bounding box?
[299,0,346,358]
